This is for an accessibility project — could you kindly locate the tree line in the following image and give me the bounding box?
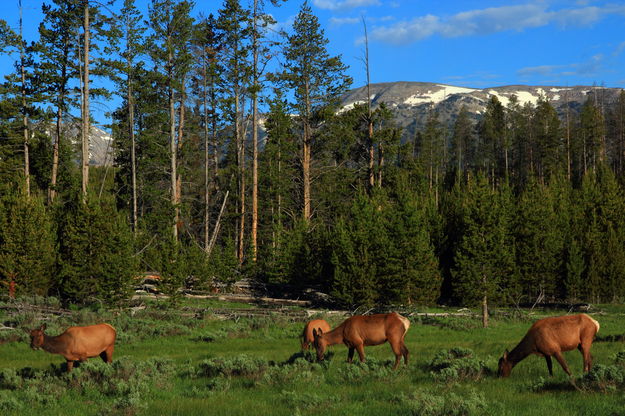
[0,0,624,313]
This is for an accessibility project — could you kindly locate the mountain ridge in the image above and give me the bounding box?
[340,81,623,141]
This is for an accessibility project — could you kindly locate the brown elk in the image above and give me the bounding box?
[27,323,117,372]
[498,314,600,378]
[312,312,410,370]
[301,319,331,350]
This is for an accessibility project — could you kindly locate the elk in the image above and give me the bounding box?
[312,312,410,370]
[27,323,117,372]
[498,314,600,378]
[301,319,331,350]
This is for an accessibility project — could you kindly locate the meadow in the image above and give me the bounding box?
[1,298,625,416]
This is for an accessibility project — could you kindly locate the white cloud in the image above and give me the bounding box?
[313,0,380,11]
[329,16,361,26]
[369,3,625,45]
[517,54,605,80]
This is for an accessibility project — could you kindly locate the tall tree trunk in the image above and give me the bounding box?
[363,18,374,190]
[236,92,245,264]
[176,81,186,232]
[482,293,489,328]
[377,139,384,187]
[168,46,178,241]
[303,82,311,222]
[565,92,571,181]
[202,54,210,252]
[251,0,259,263]
[49,103,63,204]
[19,0,29,197]
[81,0,90,201]
[126,38,138,234]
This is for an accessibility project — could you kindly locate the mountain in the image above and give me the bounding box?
[340,82,622,140]
[40,120,114,166]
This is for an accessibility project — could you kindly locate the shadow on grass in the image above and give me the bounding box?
[281,350,335,365]
[526,378,579,392]
[595,333,625,343]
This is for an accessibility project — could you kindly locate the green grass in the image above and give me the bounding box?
[2,302,625,415]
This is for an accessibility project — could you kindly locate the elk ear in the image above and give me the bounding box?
[40,323,47,331]
[312,329,318,339]
[503,349,509,359]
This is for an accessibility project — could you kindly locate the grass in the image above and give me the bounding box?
[1,302,625,415]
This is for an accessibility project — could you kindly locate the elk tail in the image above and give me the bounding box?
[397,313,411,335]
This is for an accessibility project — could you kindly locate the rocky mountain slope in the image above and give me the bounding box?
[341,81,622,140]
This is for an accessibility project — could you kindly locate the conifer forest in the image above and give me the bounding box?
[2,0,625,312]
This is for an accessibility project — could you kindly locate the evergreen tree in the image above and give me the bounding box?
[56,197,137,305]
[533,98,562,181]
[0,192,55,297]
[514,177,566,303]
[452,173,515,327]
[35,0,82,203]
[277,1,352,223]
[449,105,473,177]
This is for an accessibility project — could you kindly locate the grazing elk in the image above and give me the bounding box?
[301,319,331,351]
[27,323,117,372]
[498,314,600,378]
[312,312,410,370]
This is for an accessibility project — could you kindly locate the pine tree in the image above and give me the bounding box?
[514,177,565,303]
[452,173,515,327]
[35,0,82,203]
[56,197,137,305]
[449,105,473,177]
[147,0,195,241]
[533,98,562,181]
[216,0,251,264]
[277,1,352,223]
[109,0,146,234]
[0,192,55,297]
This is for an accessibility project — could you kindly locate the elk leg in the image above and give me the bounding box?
[545,356,553,376]
[553,351,572,377]
[356,344,366,363]
[401,343,409,366]
[578,343,593,372]
[66,360,74,373]
[103,346,114,363]
[347,347,355,363]
[389,341,403,370]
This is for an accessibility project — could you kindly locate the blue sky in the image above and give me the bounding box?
[2,0,625,124]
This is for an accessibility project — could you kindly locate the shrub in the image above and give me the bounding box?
[333,358,394,384]
[0,391,22,412]
[281,390,335,410]
[195,355,269,379]
[262,358,322,386]
[395,389,488,416]
[579,364,625,393]
[427,348,487,383]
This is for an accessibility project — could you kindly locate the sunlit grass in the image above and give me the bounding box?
[1,302,625,415]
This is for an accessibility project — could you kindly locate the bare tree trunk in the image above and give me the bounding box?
[202,54,210,252]
[81,0,90,202]
[236,92,246,264]
[362,18,374,190]
[251,0,259,263]
[207,191,229,258]
[176,82,186,233]
[377,140,384,187]
[49,104,62,204]
[168,46,178,241]
[482,293,489,328]
[303,82,312,222]
[128,70,137,235]
[565,90,571,181]
[19,0,29,197]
